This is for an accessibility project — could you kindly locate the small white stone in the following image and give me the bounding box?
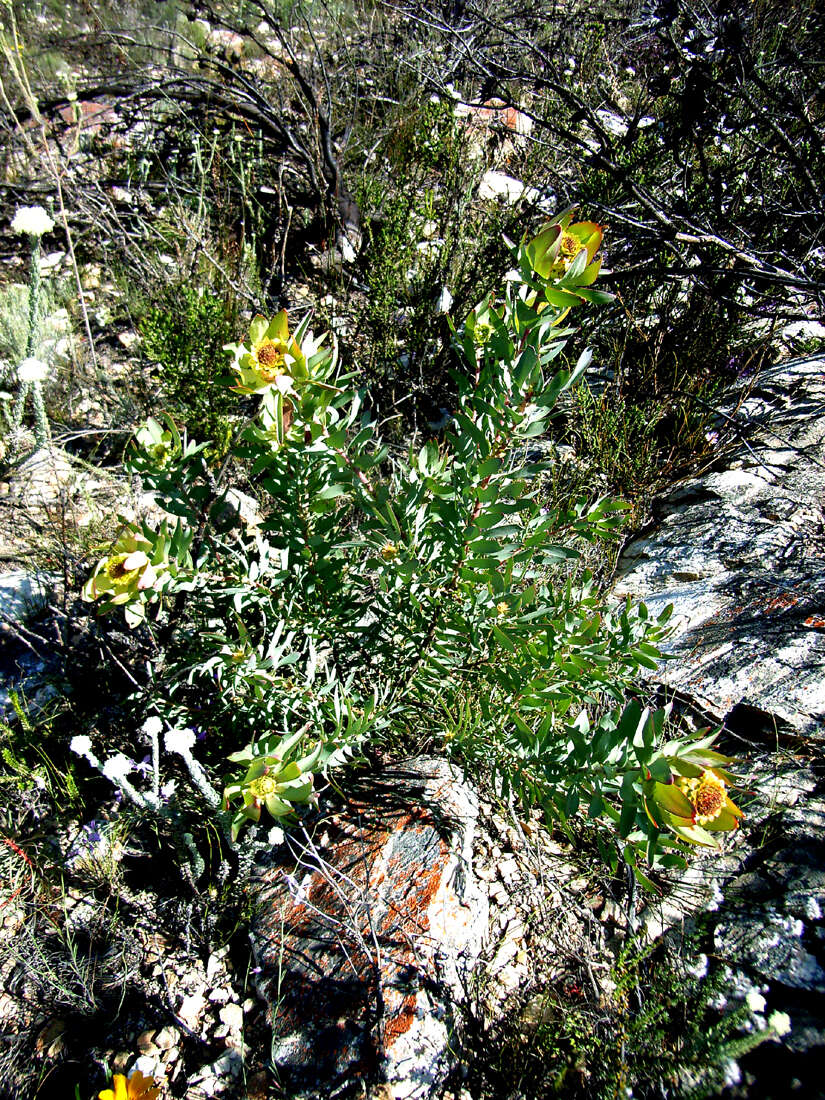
[153,1026,177,1050]
[178,992,207,1028]
[130,1054,163,1079]
[219,1003,243,1033]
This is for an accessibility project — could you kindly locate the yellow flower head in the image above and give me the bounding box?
[248,773,279,800]
[644,759,744,847]
[229,311,306,395]
[99,1070,161,1100]
[252,335,288,382]
[380,541,399,562]
[84,535,164,607]
[496,602,509,617]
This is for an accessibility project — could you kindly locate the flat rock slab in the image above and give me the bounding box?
[250,757,487,1100]
[613,356,825,738]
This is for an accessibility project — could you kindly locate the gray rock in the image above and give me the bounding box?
[0,569,54,623]
[250,757,487,1100]
[614,355,825,738]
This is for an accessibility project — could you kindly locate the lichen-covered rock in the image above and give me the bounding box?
[250,757,488,1100]
[613,355,825,738]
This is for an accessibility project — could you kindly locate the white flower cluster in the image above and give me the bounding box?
[142,715,164,738]
[11,205,54,237]
[165,727,196,755]
[17,357,49,384]
[102,753,134,783]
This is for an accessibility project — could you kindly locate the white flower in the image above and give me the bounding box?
[141,716,164,738]
[70,735,94,760]
[165,727,196,755]
[768,1010,791,1037]
[102,753,134,782]
[746,990,766,1014]
[11,206,55,237]
[17,358,49,384]
[160,780,177,798]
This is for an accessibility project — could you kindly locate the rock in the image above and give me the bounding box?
[153,1026,177,1051]
[0,569,53,623]
[218,1003,243,1034]
[131,1054,163,1079]
[613,355,825,738]
[611,355,825,1088]
[136,1028,158,1054]
[178,991,207,1030]
[477,170,528,204]
[250,757,487,1099]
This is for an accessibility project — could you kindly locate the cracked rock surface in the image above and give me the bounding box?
[613,355,825,738]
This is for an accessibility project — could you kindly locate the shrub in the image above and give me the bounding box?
[80,213,742,869]
[137,282,240,459]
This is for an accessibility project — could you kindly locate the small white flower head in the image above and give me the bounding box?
[17,358,49,384]
[160,780,177,799]
[141,716,164,738]
[746,990,766,1014]
[70,735,94,760]
[165,727,196,755]
[11,205,55,237]
[102,753,134,782]
[768,1010,791,1037]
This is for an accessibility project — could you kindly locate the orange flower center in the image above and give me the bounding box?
[677,769,728,825]
[694,783,724,820]
[255,340,287,380]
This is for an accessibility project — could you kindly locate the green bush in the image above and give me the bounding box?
[138,282,240,458]
[80,214,742,869]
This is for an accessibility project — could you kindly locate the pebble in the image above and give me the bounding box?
[154,1026,177,1050]
[131,1054,163,1079]
[178,991,207,1029]
[219,1003,243,1033]
[137,1029,158,1054]
[498,857,520,886]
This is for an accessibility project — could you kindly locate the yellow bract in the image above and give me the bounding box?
[98,1070,161,1100]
